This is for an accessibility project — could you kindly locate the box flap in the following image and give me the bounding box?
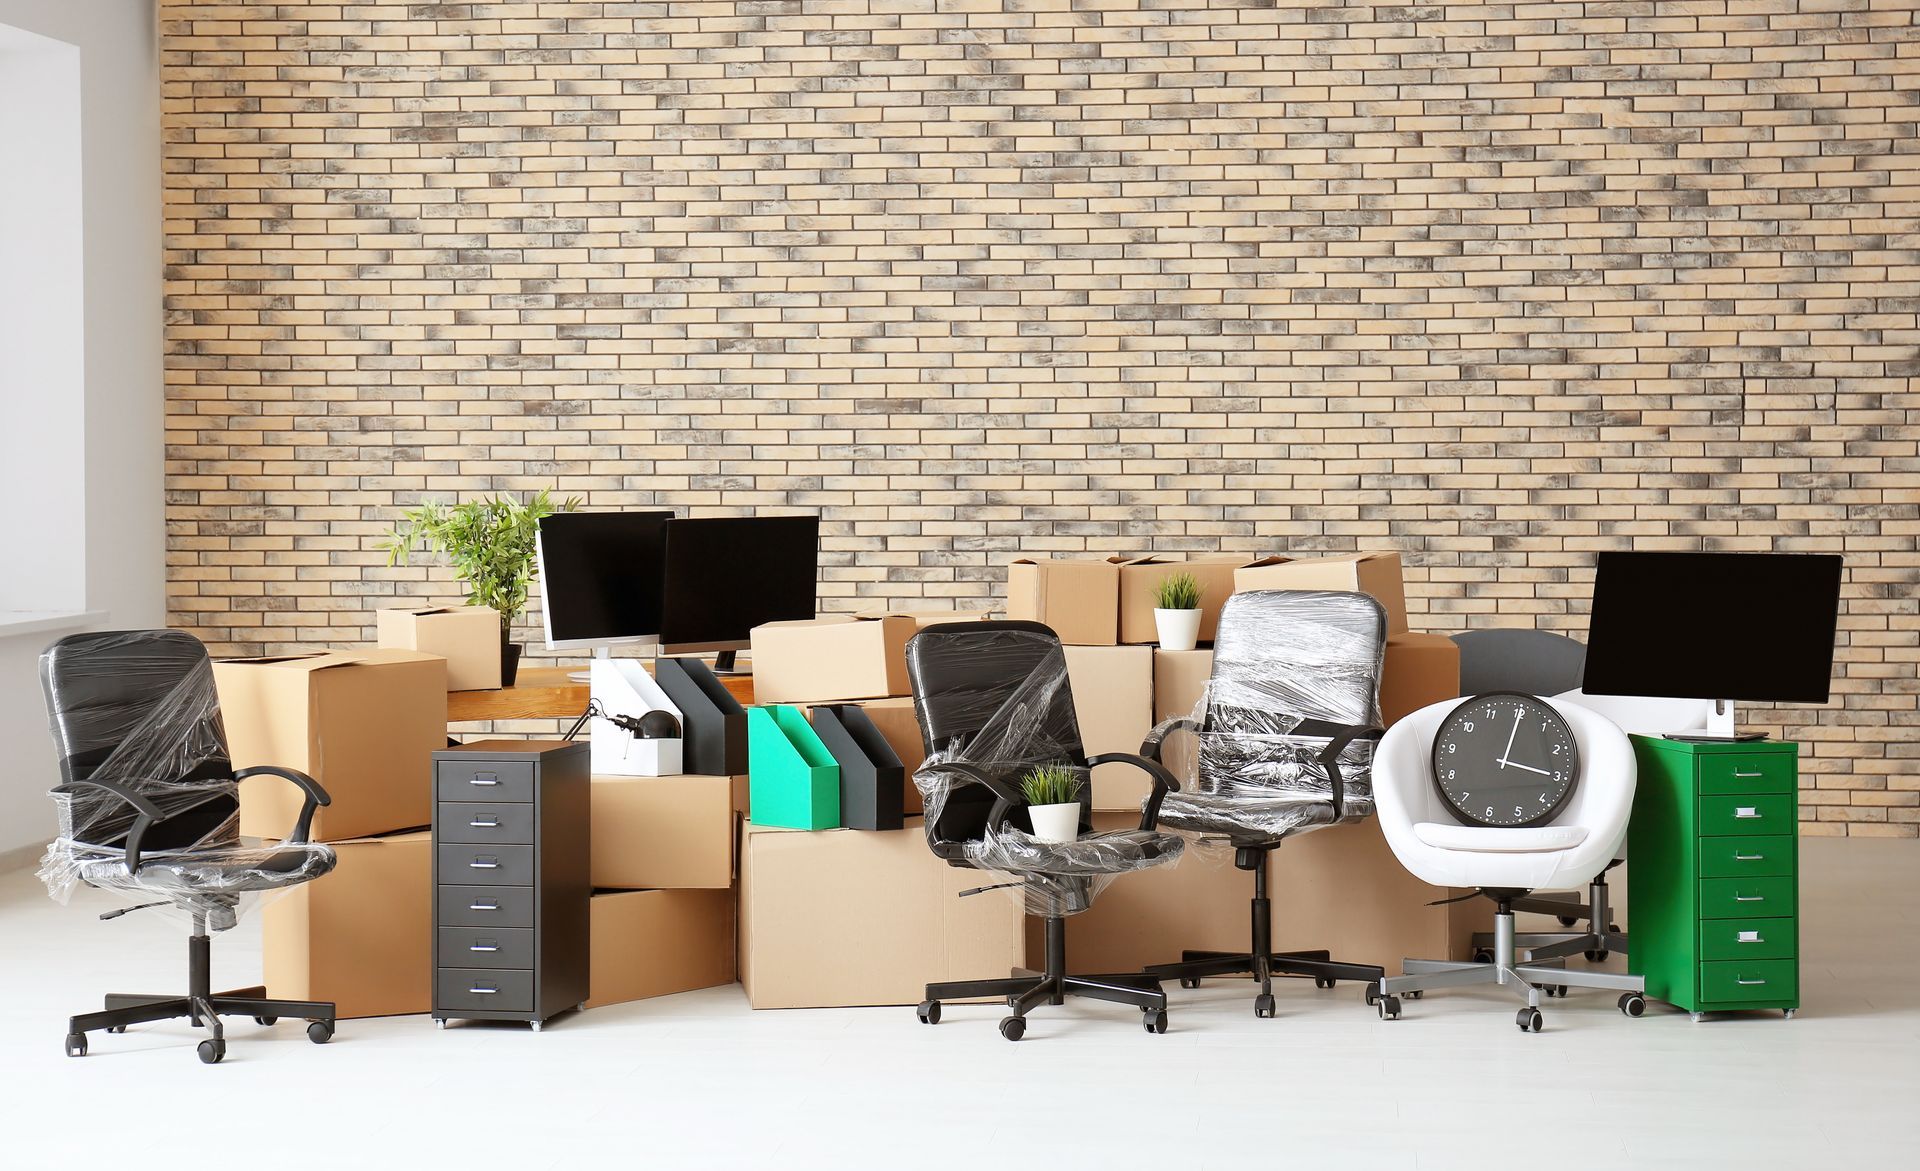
[219,651,367,672]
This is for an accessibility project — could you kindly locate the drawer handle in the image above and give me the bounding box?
[469,943,499,953]
[1733,770,1764,778]
[468,900,498,912]
[1733,807,1762,819]
[467,985,498,995]
[469,817,500,828]
[1734,853,1766,861]
[1734,895,1765,903]
[469,774,500,787]
[469,857,500,870]
[1738,931,1763,943]
[1736,978,1768,986]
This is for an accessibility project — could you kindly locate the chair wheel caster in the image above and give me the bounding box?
[1517,1008,1543,1032]
[1179,976,1199,989]
[64,1032,87,1058]
[1472,949,1494,965]
[307,1020,334,1044]
[1376,995,1401,1020]
[1253,994,1275,1019]
[1314,976,1335,989]
[999,1015,1026,1042]
[1618,993,1646,1018]
[1364,984,1379,1006]
[197,1038,226,1064]
[1557,915,1578,928]
[1585,949,1609,963]
[254,1015,278,1027]
[1143,1009,1168,1034]
[1536,984,1568,998]
[916,1000,941,1025]
[1406,990,1423,999]
[106,1025,126,1034]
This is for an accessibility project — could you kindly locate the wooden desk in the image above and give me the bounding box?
[448,664,755,723]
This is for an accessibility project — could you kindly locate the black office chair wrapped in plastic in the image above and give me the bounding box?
[908,620,1186,1041]
[1142,590,1390,1017]
[39,630,339,1063]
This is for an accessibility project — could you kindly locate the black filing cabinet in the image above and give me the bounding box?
[432,740,589,1031]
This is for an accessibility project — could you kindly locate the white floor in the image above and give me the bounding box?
[1,840,1915,1168]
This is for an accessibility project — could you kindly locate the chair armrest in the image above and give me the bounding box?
[1140,716,1200,760]
[1086,751,1181,831]
[1295,720,1384,821]
[917,760,1024,836]
[232,765,332,844]
[50,780,168,875]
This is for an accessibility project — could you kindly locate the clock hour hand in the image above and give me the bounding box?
[1505,760,1552,777]
[1498,709,1521,769]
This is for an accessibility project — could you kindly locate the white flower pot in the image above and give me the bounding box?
[1026,802,1082,844]
[1154,607,1202,652]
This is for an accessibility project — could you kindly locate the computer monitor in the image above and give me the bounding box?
[1583,551,1843,739]
[535,511,674,652]
[659,515,819,672]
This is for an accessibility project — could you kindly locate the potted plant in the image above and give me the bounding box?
[1020,762,1084,844]
[383,489,580,686]
[1153,570,1204,652]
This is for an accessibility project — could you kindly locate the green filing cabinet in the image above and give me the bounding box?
[1628,736,1800,1021]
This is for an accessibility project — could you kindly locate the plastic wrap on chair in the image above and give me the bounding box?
[1153,590,1385,844]
[911,625,1184,917]
[35,632,336,930]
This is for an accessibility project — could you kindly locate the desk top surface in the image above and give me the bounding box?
[448,664,754,723]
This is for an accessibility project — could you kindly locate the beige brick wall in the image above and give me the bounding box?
[160,1,1919,835]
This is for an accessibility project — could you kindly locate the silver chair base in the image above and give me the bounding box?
[1471,871,1627,963]
[1373,908,1644,1029]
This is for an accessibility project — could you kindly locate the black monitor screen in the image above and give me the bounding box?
[1583,551,1843,704]
[659,516,819,649]
[536,511,673,647]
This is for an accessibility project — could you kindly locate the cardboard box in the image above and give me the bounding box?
[375,605,501,691]
[852,606,996,632]
[1380,632,1461,727]
[1062,644,1155,812]
[1153,648,1214,726]
[738,822,1026,1008]
[585,889,735,1010]
[1065,815,1490,974]
[1233,552,1409,635]
[747,705,840,829]
[1005,557,1120,646]
[1118,556,1282,645]
[216,650,448,842]
[263,830,432,1019]
[750,615,913,704]
[590,774,739,890]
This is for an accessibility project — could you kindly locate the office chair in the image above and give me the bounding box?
[1141,590,1389,1017]
[906,620,1186,1041]
[1367,695,1647,1031]
[39,630,340,1063]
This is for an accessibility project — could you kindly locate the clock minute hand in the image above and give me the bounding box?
[1506,760,1552,777]
[1499,709,1521,769]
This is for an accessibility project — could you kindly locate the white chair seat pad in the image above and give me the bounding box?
[1412,821,1589,853]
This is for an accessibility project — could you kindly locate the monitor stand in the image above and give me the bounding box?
[566,646,611,685]
[1663,698,1769,743]
[710,649,743,676]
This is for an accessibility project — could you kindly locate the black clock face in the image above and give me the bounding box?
[1431,693,1580,828]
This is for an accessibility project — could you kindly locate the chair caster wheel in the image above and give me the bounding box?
[1517,1007,1543,1033]
[1376,995,1401,1020]
[1179,976,1199,990]
[916,1000,941,1025]
[999,1015,1026,1042]
[197,1038,226,1064]
[64,1032,87,1057]
[1557,915,1578,928]
[1364,984,1379,1007]
[254,1015,278,1027]
[106,1025,126,1034]
[307,1020,334,1044]
[1585,949,1609,963]
[1314,976,1335,989]
[1472,949,1494,965]
[1143,1009,1168,1034]
[1406,990,1423,999]
[1253,994,1275,1019]
[1618,993,1646,1018]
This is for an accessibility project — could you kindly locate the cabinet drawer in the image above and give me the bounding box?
[435,843,535,887]
[1697,836,1794,879]
[1699,918,1795,962]
[437,926,535,970]
[1698,875,1795,921]
[435,760,535,804]
[437,802,536,845]
[1699,959,1797,1005]
[438,884,535,928]
[1698,793,1795,837]
[1698,754,1795,796]
[436,967,533,1015]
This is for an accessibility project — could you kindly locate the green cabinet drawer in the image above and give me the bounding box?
[1698,754,1796,796]
[1697,835,1794,879]
[1699,958,1797,1005]
[1699,918,1795,962]
[1698,793,1795,837]
[1699,875,1795,920]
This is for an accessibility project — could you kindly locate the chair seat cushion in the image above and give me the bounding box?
[1156,791,1369,843]
[964,827,1185,878]
[1412,822,1590,854]
[73,840,337,896]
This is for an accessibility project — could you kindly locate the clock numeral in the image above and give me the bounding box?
[1463,721,1474,732]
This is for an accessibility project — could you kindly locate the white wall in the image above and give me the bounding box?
[0,0,162,862]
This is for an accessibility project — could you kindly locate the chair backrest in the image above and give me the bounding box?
[1451,628,1587,697]
[1194,590,1386,815]
[39,630,237,851]
[906,621,1088,855]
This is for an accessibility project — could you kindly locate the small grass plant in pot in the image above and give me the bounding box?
[383,488,580,686]
[1152,570,1205,652]
[1021,762,1084,844]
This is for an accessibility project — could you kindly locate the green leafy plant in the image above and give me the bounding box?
[1153,571,1203,611]
[1020,762,1083,807]
[383,489,581,639]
